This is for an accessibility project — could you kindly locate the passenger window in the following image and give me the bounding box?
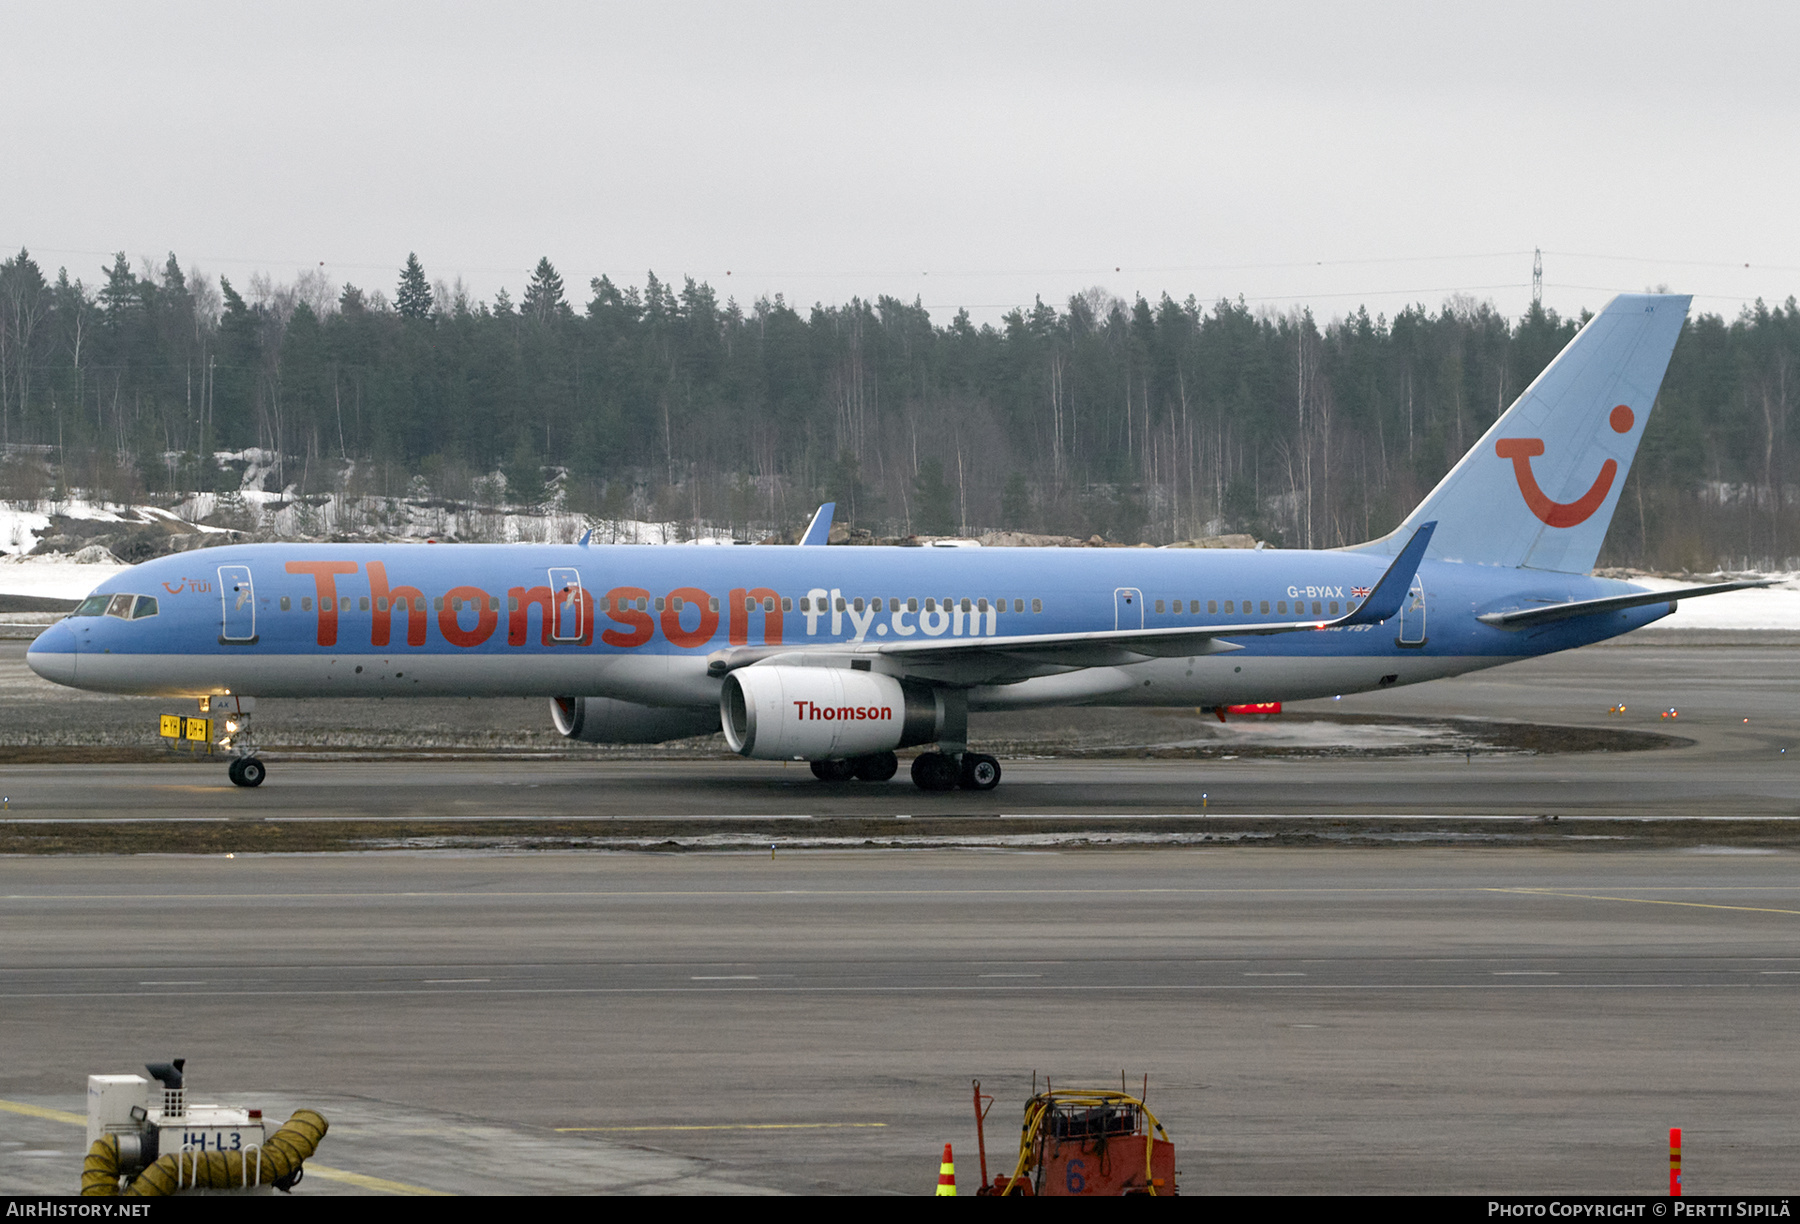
[1277,601,1287,614]
[1260,601,1270,615]
[1224,601,1234,613]
[653,597,665,612]
[1155,599,1165,614]
[636,598,647,611]
[489,597,500,611]
[924,598,935,611]
[782,597,792,612]
[1329,601,1339,614]
[909,598,919,613]
[671,596,684,611]
[359,597,370,611]
[433,597,444,610]
[835,597,845,612]
[977,598,988,612]
[1031,598,1042,613]
[131,596,158,619]
[377,598,389,612]
[853,597,864,612]
[1312,601,1322,615]
[1012,599,1023,613]
[799,597,811,612]
[763,597,775,613]
[709,597,720,613]
[960,598,971,612]
[302,597,313,612]
[1208,600,1218,614]
[280,596,291,611]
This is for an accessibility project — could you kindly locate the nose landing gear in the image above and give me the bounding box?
[206,696,266,788]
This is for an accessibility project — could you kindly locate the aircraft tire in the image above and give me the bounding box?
[852,751,898,782]
[810,758,856,783]
[235,757,266,788]
[227,758,244,786]
[910,752,960,792]
[959,753,1001,791]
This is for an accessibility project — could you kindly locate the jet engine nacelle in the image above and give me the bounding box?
[721,666,944,760]
[550,696,721,745]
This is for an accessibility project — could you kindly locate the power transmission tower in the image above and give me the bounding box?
[1532,248,1543,308]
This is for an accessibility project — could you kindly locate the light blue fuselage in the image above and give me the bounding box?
[25,542,1671,710]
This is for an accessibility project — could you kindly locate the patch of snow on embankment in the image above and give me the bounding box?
[1633,574,1800,631]
[0,554,130,600]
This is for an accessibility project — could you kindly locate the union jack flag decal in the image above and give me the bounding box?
[1352,586,1372,598]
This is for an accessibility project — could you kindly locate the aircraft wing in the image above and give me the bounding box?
[1475,579,1774,630]
[707,523,1437,679]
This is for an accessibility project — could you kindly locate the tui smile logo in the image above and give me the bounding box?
[1495,404,1635,528]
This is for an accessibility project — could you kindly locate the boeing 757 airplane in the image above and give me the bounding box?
[25,293,1764,791]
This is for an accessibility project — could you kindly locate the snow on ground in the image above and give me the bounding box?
[1634,574,1800,631]
[0,504,49,554]
[0,554,129,600]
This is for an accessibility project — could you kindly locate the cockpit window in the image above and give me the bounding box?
[105,594,134,619]
[130,596,159,619]
[72,595,109,617]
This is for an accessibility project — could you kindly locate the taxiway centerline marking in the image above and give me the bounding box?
[1486,888,1800,916]
[556,1122,887,1133]
[12,883,1800,903]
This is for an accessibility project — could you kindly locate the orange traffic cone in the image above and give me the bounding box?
[936,1142,957,1196]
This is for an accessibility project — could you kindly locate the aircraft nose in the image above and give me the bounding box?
[26,621,78,686]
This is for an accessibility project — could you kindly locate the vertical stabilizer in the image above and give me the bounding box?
[1354,293,1689,572]
[800,503,836,546]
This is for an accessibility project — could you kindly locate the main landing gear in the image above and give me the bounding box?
[911,751,1001,792]
[805,694,1001,792]
[808,751,1001,791]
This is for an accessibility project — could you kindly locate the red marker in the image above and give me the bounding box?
[1669,1127,1681,1196]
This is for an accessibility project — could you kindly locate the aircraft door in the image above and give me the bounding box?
[218,565,258,644]
[1396,576,1427,648]
[1114,588,1143,630]
[548,567,584,641]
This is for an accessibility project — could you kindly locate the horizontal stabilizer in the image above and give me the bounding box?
[1476,580,1773,630]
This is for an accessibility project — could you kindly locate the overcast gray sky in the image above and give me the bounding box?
[4,1,1797,324]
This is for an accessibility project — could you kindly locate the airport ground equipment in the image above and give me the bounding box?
[80,1059,327,1196]
[970,1077,1177,1196]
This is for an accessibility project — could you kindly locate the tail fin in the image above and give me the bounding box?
[1354,293,1690,573]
